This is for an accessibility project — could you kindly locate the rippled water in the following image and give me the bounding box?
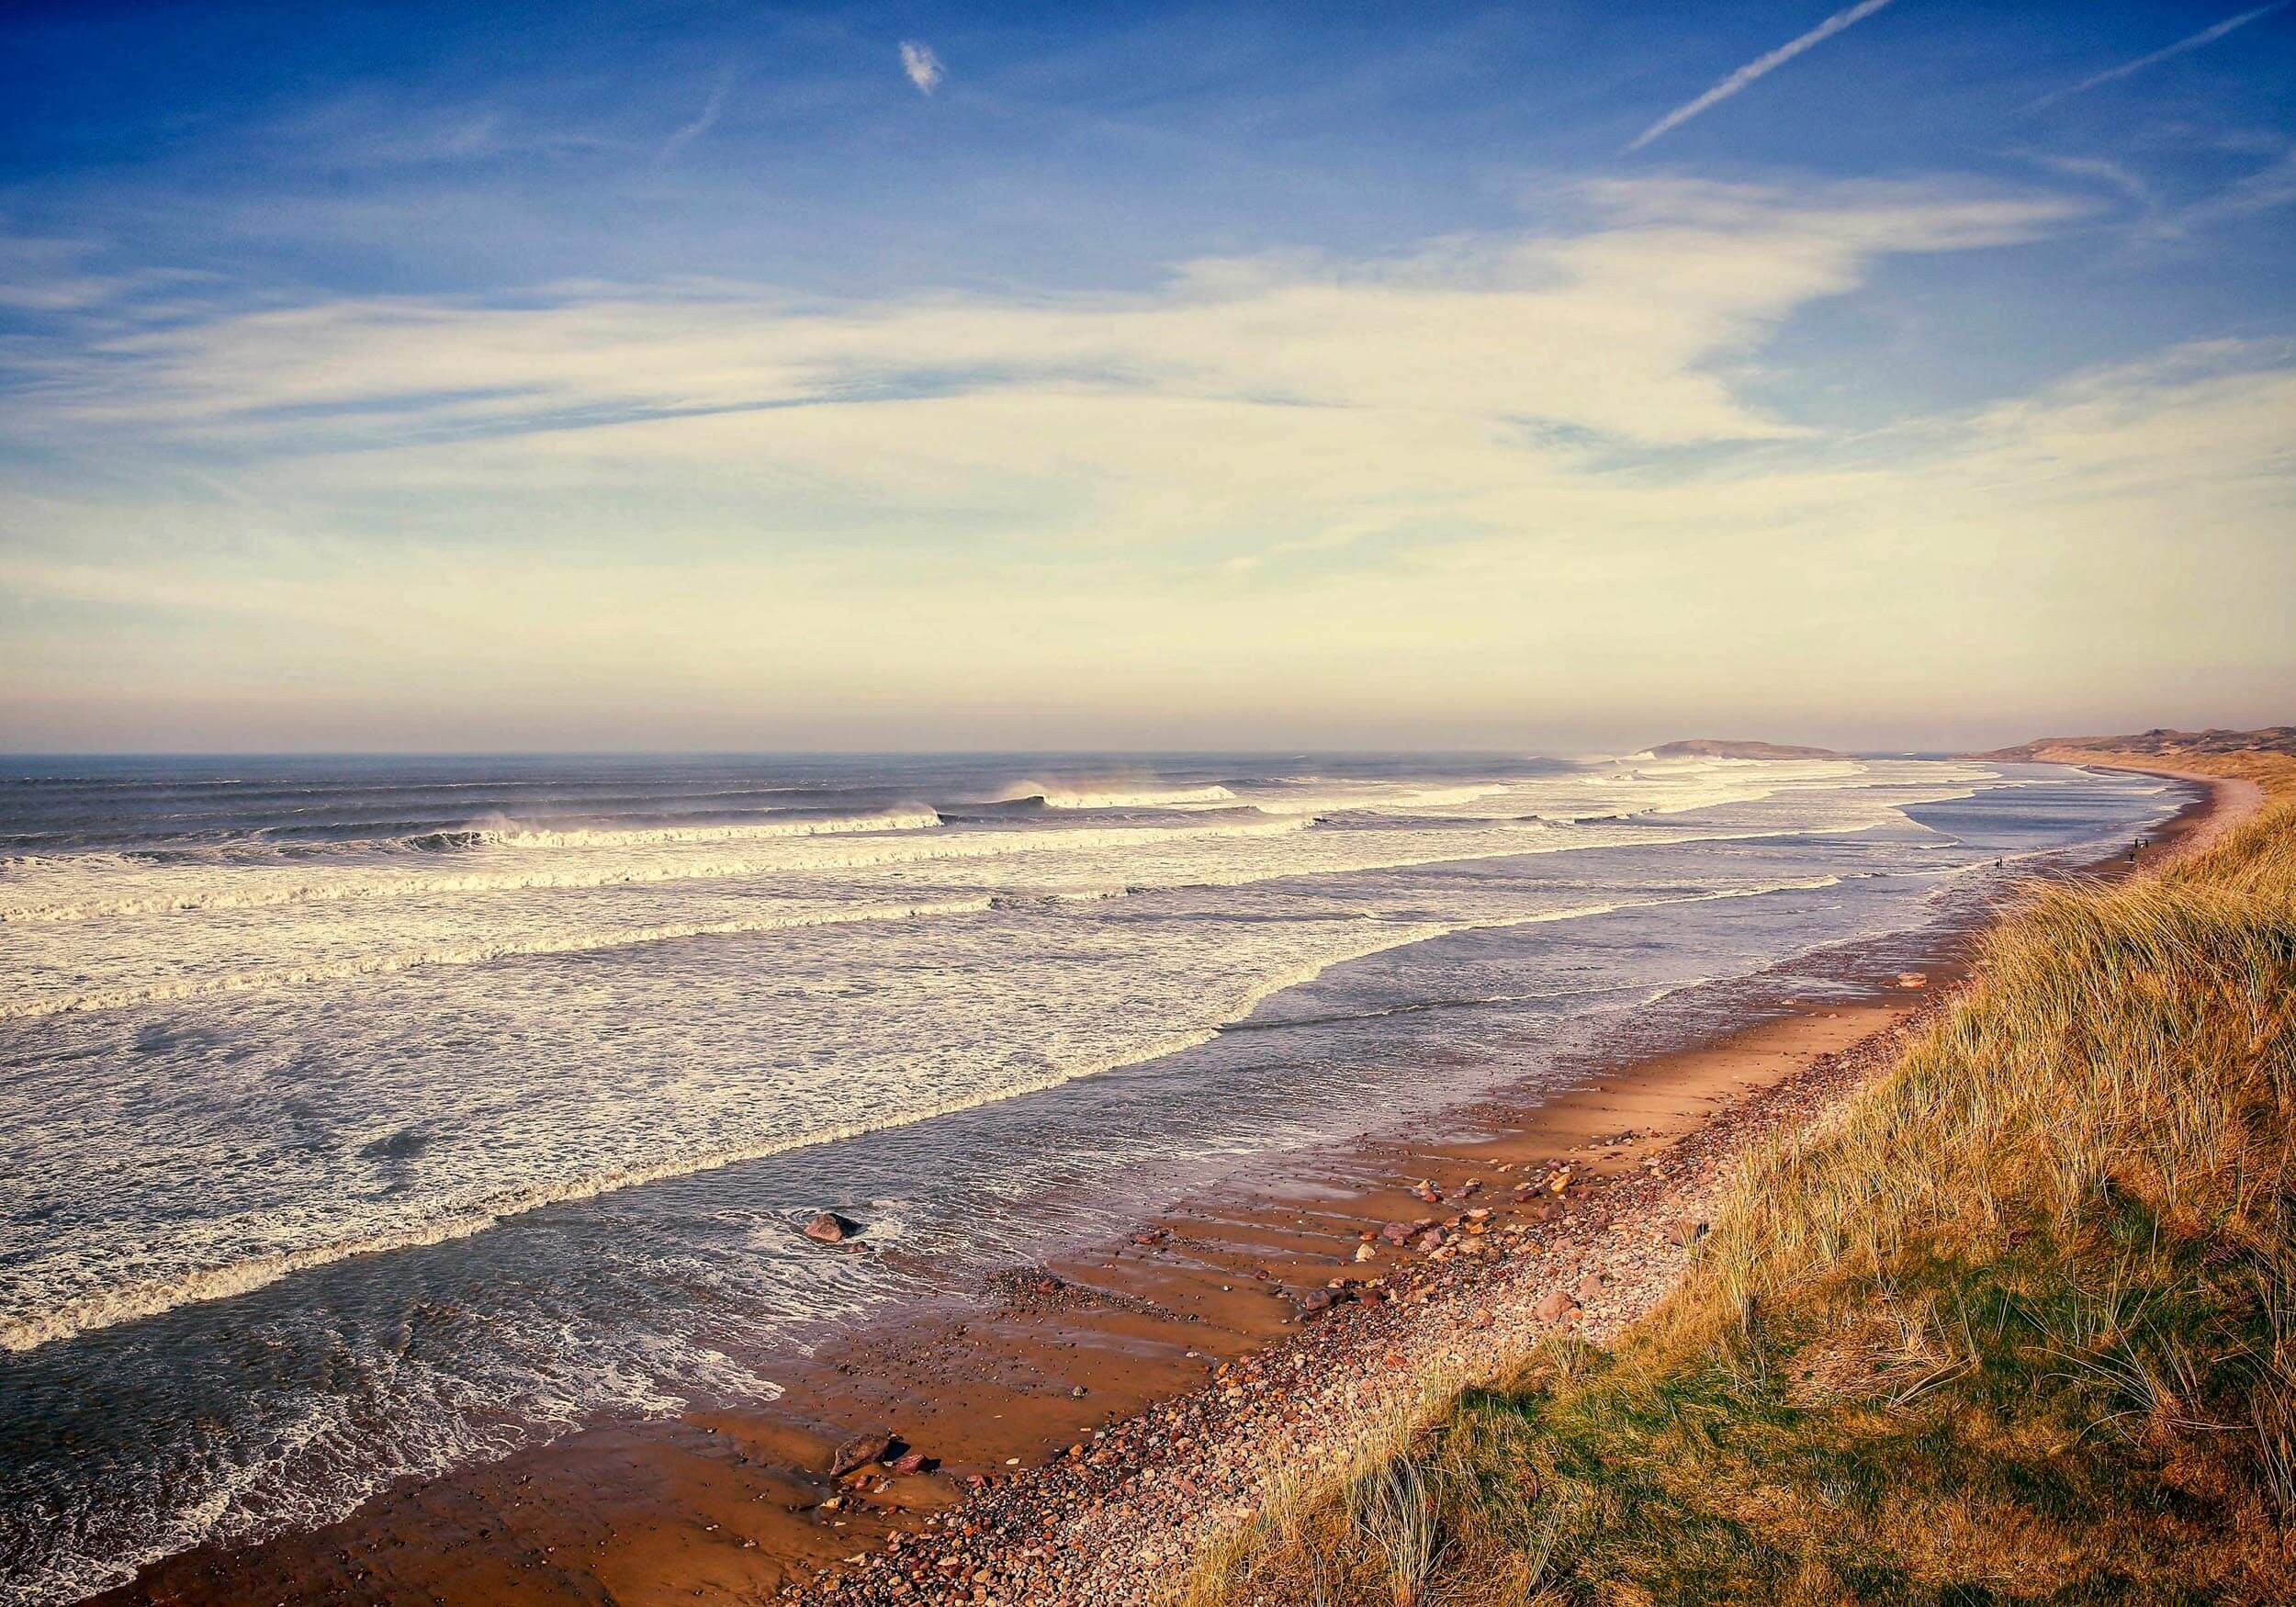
[0,751,2177,1603]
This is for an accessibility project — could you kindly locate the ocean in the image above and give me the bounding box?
[0,750,2178,1603]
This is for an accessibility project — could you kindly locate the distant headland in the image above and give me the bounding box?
[1976,726,2296,761]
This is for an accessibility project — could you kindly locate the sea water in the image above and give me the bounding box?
[0,751,2178,1602]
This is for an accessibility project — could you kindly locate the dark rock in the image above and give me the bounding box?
[828,1432,895,1478]
[805,1211,861,1244]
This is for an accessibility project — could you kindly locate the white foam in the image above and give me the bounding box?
[0,871,1846,1356]
[4,1305,793,1607]
[0,896,996,1022]
[1244,781,1520,816]
[459,806,943,849]
[0,794,1967,1022]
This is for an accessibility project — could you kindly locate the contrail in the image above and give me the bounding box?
[1626,0,1899,152]
[2025,2,2288,113]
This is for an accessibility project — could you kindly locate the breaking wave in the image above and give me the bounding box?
[995,782,1240,810]
[0,815,1313,926]
[410,807,942,851]
[1247,781,1519,816]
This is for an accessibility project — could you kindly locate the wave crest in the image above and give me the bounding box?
[995,782,1238,810]
[409,807,941,852]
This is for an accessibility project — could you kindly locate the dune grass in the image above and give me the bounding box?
[1190,759,2296,1605]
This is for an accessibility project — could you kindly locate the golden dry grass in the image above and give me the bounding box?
[1191,757,2296,1605]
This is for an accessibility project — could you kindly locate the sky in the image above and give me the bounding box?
[1,0,2290,754]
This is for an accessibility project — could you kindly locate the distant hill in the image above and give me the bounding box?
[1648,738,1845,761]
[1979,727,2296,761]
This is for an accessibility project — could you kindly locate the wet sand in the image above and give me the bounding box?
[2031,752,2264,862]
[90,768,2239,1607]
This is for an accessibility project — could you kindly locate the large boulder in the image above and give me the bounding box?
[804,1211,861,1244]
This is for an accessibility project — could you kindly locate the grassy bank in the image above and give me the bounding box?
[1192,757,2296,1605]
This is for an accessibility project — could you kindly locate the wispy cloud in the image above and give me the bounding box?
[18,182,2069,459]
[2025,2,2289,114]
[1626,0,1898,152]
[6,184,2288,749]
[263,96,622,171]
[899,39,944,96]
[2024,152,2164,230]
[2021,136,2296,245]
[656,72,734,165]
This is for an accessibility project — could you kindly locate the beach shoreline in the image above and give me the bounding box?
[85,765,2240,1607]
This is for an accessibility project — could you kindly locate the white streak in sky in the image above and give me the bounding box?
[657,73,733,165]
[900,40,944,96]
[1626,0,1899,152]
[2025,2,2288,113]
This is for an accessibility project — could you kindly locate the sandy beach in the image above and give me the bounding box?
[72,760,2241,1607]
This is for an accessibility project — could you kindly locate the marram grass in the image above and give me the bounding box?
[1192,767,2296,1606]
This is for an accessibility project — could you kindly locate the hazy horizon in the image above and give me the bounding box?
[5,2,2291,750]
[0,728,2262,759]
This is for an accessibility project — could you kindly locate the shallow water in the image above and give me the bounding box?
[0,751,2176,1603]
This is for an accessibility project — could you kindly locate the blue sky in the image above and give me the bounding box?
[2,1,2291,750]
